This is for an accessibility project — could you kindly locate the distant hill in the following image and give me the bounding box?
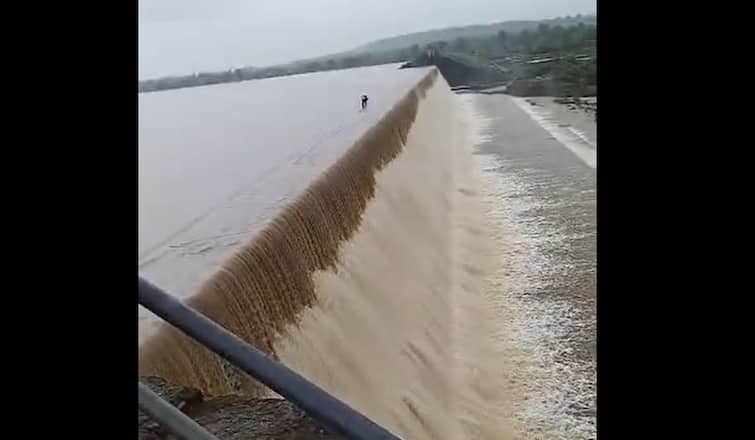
[353,14,596,54]
[139,13,596,93]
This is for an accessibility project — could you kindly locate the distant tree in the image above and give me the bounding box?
[342,56,361,68]
[518,29,533,52]
[304,61,323,71]
[395,48,411,61]
[409,44,423,60]
[428,40,449,51]
[453,37,470,51]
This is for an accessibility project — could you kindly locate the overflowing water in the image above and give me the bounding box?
[139,64,595,439]
[138,64,431,341]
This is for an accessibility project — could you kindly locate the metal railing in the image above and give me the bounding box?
[138,277,401,440]
[138,382,219,440]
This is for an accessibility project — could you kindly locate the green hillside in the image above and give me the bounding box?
[353,14,595,54]
[139,13,596,93]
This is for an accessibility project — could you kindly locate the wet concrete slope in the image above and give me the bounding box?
[464,93,596,438]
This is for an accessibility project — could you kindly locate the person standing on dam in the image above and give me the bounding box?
[360,94,369,110]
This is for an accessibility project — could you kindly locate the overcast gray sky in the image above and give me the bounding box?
[139,0,596,80]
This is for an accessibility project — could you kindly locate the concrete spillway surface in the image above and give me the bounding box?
[139,64,431,340]
[462,93,596,438]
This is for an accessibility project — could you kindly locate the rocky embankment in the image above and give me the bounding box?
[139,377,345,440]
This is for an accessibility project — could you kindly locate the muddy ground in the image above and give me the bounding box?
[139,377,345,440]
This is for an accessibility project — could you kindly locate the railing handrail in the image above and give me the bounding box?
[139,382,220,440]
[138,276,401,440]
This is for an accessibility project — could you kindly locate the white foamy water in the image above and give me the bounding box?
[461,94,597,439]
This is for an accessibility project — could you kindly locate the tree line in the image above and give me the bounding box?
[139,19,596,93]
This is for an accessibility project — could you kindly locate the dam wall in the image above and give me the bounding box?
[139,68,513,439]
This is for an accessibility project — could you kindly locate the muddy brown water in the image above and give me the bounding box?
[139,65,595,439]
